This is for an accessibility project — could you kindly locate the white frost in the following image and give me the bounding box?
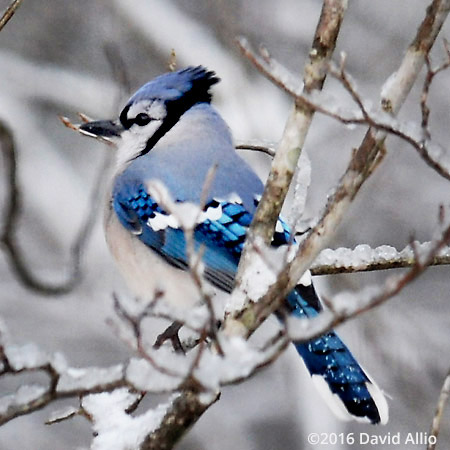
[290,149,311,221]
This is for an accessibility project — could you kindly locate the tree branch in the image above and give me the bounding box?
[228,0,450,339]
[287,221,450,342]
[233,0,348,293]
[428,368,450,450]
[0,120,109,295]
[0,0,23,33]
[311,242,450,275]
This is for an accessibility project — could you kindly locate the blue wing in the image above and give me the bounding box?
[113,182,387,425]
[113,183,290,292]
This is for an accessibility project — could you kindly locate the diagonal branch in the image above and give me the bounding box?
[233,0,348,293]
[0,0,23,33]
[428,368,450,450]
[229,0,450,338]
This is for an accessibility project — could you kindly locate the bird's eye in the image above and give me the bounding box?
[134,113,151,126]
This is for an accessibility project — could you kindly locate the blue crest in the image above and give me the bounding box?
[129,66,219,105]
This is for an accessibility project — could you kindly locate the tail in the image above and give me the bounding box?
[285,283,389,425]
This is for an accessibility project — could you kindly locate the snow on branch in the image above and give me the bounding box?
[234,0,348,293]
[0,298,288,448]
[287,221,450,342]
[227,0,450,340]
[237,43,450,182]
[311,242,450,275]
[227,0,348,339]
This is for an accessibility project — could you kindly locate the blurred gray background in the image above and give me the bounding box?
[0,0,449,449]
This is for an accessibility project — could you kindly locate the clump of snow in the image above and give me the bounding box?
[313,243,422,270]
[0,385,47,415]
[126,357,183,392]
[4,343,50,370]
[374,245,398,261]
[227,237,280,312]
[57,364,124,393]
[83,388,176,450]
[193,335,268,390]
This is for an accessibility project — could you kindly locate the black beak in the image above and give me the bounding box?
[79,119,123,139]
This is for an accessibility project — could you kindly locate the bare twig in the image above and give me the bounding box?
[235,140,276,157]
[153,321,184,353]
[0,120,109,294]
[421,39,450,137]
[0,0,22,33]
[112,294,183,378]
[428,368,450,450]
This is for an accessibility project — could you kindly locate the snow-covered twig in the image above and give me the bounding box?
[427,368,450,450]
[0,337,131,425]
[311,242,450,275]
[229,0,450,339]
[287,221,450,342]
[236,44,450,182]
[234,0,348,291]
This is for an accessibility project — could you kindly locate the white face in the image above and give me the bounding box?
[116,100,167,167]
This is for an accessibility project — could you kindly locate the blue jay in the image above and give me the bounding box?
[79,66,388,425]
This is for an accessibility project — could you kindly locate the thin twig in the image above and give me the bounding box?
[428,368,450,450]
[235,140,276,157]
[421,39,450,138]
[0,0,23,33]
[112,294,183,378]
[0,120,110,294]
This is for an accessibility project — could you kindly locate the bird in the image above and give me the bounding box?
[78,66,388,425]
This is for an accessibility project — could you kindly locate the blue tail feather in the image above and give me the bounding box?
[286,286,388,424]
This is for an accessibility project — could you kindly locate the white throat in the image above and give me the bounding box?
[115,120,162,169]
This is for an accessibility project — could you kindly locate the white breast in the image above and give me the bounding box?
[104,208,203,309]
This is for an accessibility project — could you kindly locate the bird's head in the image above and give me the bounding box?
[79,66,219,164]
